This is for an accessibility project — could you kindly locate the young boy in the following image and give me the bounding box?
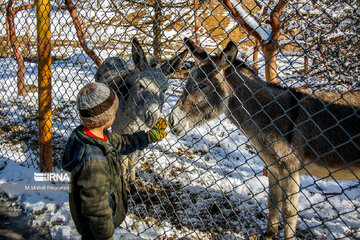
[61,82,167,240]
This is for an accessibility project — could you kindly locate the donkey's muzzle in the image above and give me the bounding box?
[145,105,161,127]
[168,111,186,136]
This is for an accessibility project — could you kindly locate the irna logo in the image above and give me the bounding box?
[34,172,70,182]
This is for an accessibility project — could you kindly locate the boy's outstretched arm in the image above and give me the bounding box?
[110,118,168,155]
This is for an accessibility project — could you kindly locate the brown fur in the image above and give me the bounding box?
[169,38,360,239]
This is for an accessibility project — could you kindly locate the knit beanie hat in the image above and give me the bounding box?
[76,82,119,128]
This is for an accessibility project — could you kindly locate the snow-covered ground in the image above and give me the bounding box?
[0,1,359,239]
[1,54,359,239]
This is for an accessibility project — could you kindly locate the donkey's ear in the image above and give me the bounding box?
[161,49,188,76]
[184,37,208,62]
[216,40,238,69]
[132,38,148,72]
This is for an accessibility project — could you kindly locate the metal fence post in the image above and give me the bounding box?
[37,0,53,172]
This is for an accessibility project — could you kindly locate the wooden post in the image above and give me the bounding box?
[37,0,53,172]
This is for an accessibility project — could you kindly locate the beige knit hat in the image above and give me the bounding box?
[76,82,119,128]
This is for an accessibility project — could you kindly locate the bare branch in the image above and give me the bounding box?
[65,0,102,66]
[13,3,36,14]
[270,0,288,41]
[219,0,263,42]
[6,0,26,96]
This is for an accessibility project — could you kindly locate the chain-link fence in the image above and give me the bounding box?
[0,0,359,239]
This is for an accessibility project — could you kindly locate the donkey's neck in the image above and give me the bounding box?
[224,65,288,126]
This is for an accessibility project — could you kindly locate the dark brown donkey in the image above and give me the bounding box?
[169,38,360,239]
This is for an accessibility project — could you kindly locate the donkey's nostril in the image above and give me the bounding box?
[145,108,161,127]
[145,111,152,122]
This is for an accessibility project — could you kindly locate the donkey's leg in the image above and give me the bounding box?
[129,154,136,182]
[121,157,129,180]
[128,152,138,194]
[280,170,300,240]
[265,168,283,240]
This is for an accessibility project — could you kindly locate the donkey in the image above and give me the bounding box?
[169,38,360,239]
[96,37,187,193]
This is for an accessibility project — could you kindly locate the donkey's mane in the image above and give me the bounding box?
[231,58,290,92]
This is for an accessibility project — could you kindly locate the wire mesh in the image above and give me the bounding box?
[0,0,359,239]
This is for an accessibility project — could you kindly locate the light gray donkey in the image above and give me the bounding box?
[169,38,360,239]
[96,38,187,193]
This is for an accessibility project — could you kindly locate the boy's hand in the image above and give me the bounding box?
[147,118,168,143]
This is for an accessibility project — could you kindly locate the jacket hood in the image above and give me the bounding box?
[62,126,86,171]
[61,126,108,172]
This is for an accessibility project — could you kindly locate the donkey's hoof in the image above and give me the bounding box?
[129,183,138,195]
[264,228,277,240]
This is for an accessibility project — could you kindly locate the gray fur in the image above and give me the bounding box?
[169,38,360,239]
[96,38,188,186]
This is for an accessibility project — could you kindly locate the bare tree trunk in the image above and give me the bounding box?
[194,0,201,44]
[6,16,10,42]
[304,30,308,77]
[253,1,270,74]
[264,0,288,84]
[219,0,288,84]
[24,10,31,57]
[65,0,102,66]
[317,44,331,79]
[153,0,162,62]
[262,42,278,83]
[253,38,260,74]
[6,0,26,96]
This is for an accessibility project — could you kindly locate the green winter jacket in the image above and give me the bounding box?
[62,125,149,240]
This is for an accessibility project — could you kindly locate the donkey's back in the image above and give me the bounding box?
[225,66,360,180]
[285,88,360,180]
